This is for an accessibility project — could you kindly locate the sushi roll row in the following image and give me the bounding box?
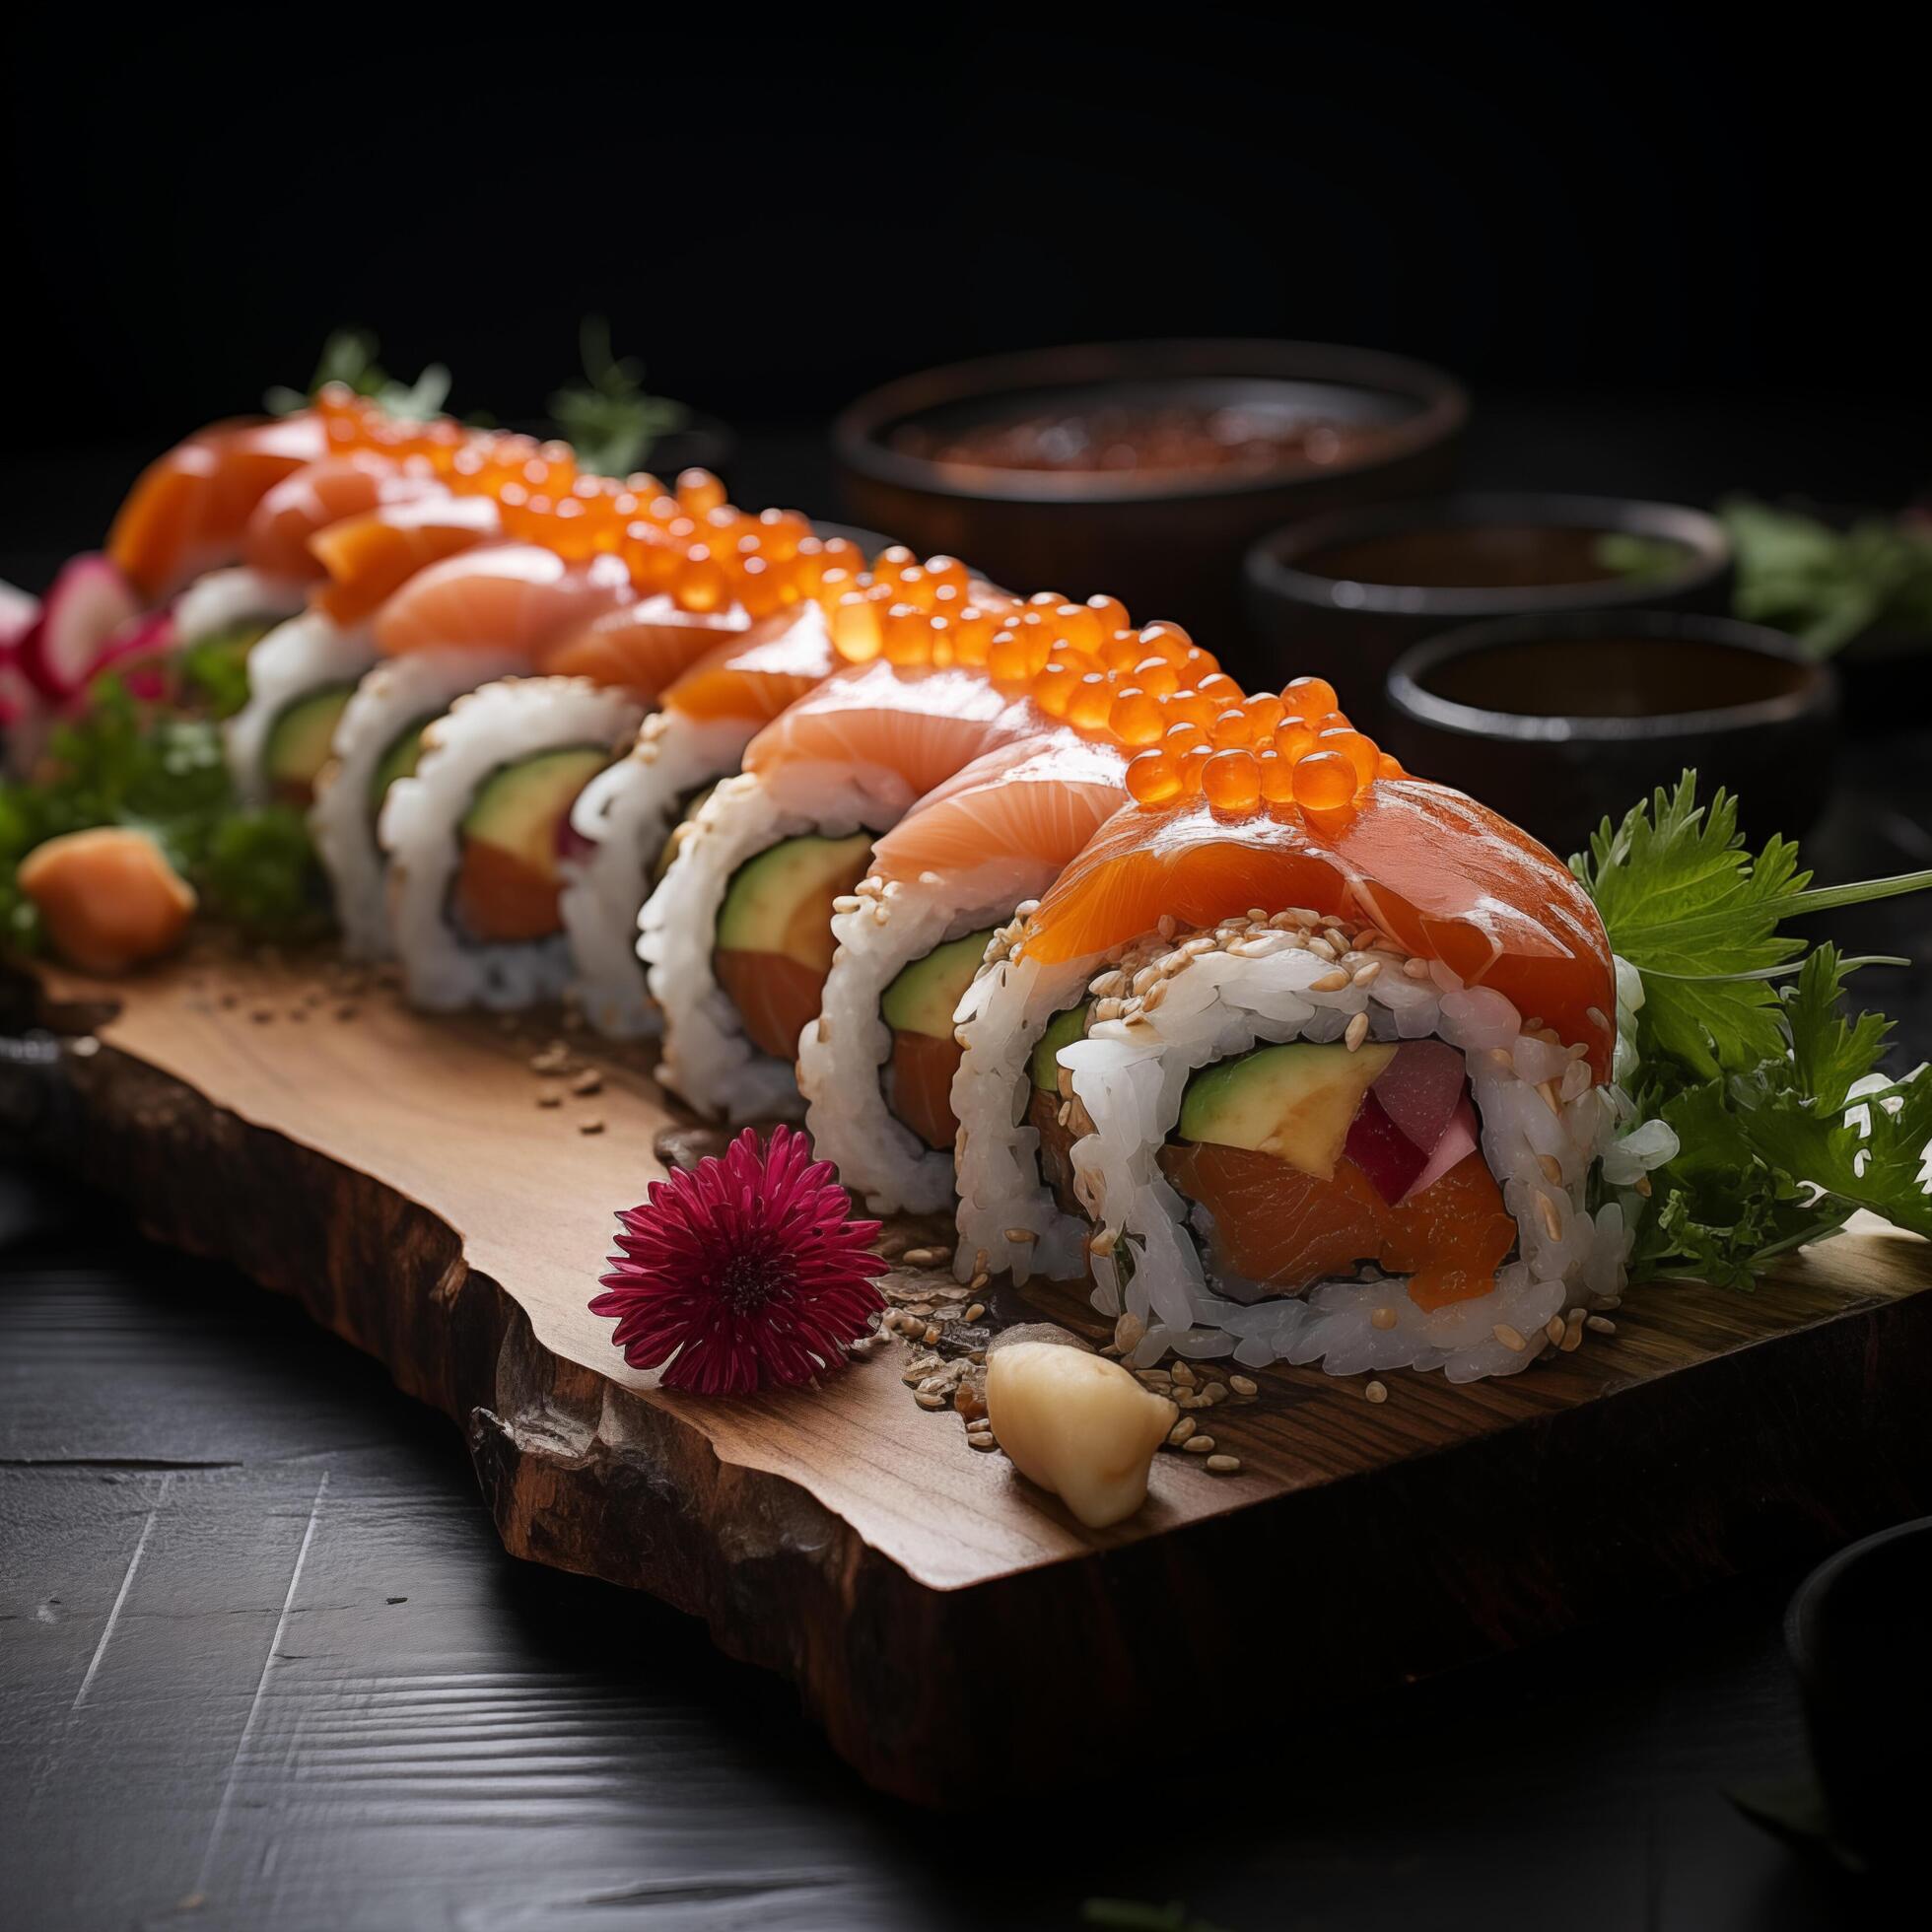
[65,392,1652,1385]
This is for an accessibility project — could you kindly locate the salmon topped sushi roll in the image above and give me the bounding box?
[975,680,1635,1377]
[796,602,1241,1216]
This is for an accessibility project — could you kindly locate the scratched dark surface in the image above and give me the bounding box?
[4,404,1930,1928]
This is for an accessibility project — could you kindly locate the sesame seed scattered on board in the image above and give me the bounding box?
[1206,1455,1240,1474]
[1228,1375,1258,1398]
[1586,1314,1617,1334]
[577,1118,605,1136]
[1560,1319,1584,1353]
[967,1432,998,1451]
[1545,1316,1566,1345]
[964,1302,985,1323]
[1183,1435,1216,1455]
[1168,1417,1196,1446]
[1364,1380,1388,1405]
[536,1093,562,1109]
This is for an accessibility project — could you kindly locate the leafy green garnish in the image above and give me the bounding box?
[548,316,690,477]
[1721,496,1932,658]
[0,674,327,948]
[1576,772,1932,1287]
[266,326,452,422]
[175,618,270,721]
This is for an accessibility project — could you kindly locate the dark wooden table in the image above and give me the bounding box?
[4,402,1926,1927]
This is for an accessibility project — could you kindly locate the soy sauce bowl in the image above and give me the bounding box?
[1385,611,1838,856]
[1246,493,1733,727]
[1786,1516,1932,1873]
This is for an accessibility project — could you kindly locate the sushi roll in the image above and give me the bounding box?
[224,610,378,808]
[560,597,837,1037]
[642,654,1046,1122]
[307,538,634,961]
[988,695,1633,1380]
[381,676,645,1010]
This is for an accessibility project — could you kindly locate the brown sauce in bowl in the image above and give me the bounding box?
[1303,524,1683,591]
[894,402,1384,483]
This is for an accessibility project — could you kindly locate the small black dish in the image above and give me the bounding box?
[1384,610,1837,857]
[1784,1514,1932,1874]
[1246,493,1733,727]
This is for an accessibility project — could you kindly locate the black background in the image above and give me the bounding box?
[4,7,1924,465]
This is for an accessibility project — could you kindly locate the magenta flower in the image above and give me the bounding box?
[590,1126,886,1396]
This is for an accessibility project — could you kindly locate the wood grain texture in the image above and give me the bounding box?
[14,945,1932,1807]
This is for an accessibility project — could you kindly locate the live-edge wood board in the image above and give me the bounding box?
[10,946,1932,1806]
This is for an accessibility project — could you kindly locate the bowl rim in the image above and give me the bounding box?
[1385,609,1836,745]
[1785,1513,1932,1692]
[1247,491,1733,619]
[831,337,1470,507]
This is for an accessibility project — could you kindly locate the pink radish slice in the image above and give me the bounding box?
[1344,1090,1431,1205]
[1399,1095,1481,1204]
[1370,1040,1468,1155]
[1,656,37,724]
[19,554,141,700]
[0,579,39,652]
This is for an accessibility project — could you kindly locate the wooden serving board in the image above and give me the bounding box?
[11,946,1932,1806]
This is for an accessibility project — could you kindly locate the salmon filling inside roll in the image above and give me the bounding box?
[712,833,873,1061]
[451,745,609,944]
[876,928,999,1150]
[1157,1039,1516,1310]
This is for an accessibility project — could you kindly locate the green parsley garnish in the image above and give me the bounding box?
[265,326,452,422]
[548,315,690,477]
[1721,497,1932,658]
[1575,772,1932,1286]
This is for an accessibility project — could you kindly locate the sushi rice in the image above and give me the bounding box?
[310,645,529,959]
[381,675,642,1010]
[172,566,306,644]
[224,610,376,804]
[561,709,764,1040]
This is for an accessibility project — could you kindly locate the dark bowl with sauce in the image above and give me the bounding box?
[832,340,1468,647]
[1385,610,1837,856]
[1246,493,1734,725]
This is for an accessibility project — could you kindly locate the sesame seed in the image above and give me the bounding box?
[1310,968,1351,994]
[1228,1375,1258,1398]
[1351,960,1382,986]
[1306,937,1338,962]
[1344,1012,1371,1052]
[1560,1319,1584,1352]
[1205,1455,1240,1474]
[922,1325,941,1346]
[915,1391,946,1411]
[1015,899,1040,917]
[1183,1435,1216,1455]
[1141,981,1167,1011]
[1003,1227,1037,1244]
[577,1118,605,1136]
[1168,1417,1197,1446]
[1545,1316,1566,1345]
[1157,915,1177,938]
[1114,1310,1144,1352]
[1172,1363,1197,1387]
[970,1272,991,1292]
[832,894,862,913]
[1586,1005,1610,1032]
[1370,1305,1398,1331]
[1493,1323,1529,1352]
[536,1093,562,1109]
[1537,1079,1563,1115]
[1586,1315,1617,1334]
[1364,1380,1388,1405]
[1402,957,1432,980]
[967,1432,998,1451]
[1536,1194,1563,1242]
[1537,1153,1564,1186]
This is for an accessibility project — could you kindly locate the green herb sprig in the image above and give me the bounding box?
[266,327,452,422]
[548,316,690,477]
[1721,497,1932,658]
[1575,772,1932,1286]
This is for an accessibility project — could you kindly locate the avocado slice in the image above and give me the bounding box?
[460,745,608,879]
[715,832,872,977]
[650,781,721,887]
[1176,1038,1396,1181]
[1028,1000,1092,1093]
[368,714,440,819]
[263,684,353,800]
[880,928,997,1040]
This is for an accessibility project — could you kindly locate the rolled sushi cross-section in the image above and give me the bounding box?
[642,658,1050,1122]
[556,599,836,1038]
[1007,751,1624,1380]
[801,729,1136,1215]
[381,677,644,1010]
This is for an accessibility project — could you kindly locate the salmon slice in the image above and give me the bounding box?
[370,543,633,657]
[539,599,750,697]
[658,601,838,724]
[1027,783,1617,1080]
[741,660,1044,810]
[242,453,444,583]
[1156,1141,1516,1310]
[714,951,831,1062]
[887,1031,966,1150]
[310,497,507,626]
[108,414,330,602]
[872,731,1129,884]
[453,839,565,943]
